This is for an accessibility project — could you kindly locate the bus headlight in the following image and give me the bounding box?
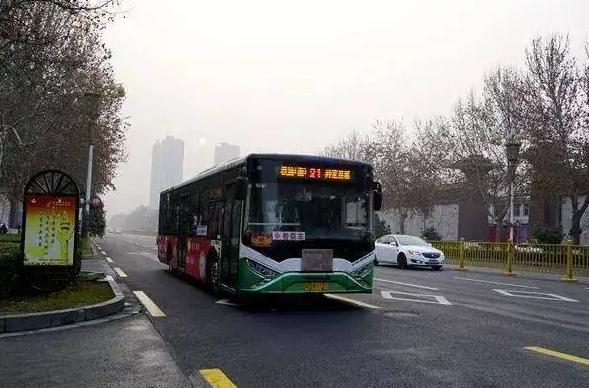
[245,258,279,278]
[350,262,373,278]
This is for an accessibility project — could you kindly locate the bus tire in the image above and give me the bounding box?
[206,251,220,295]
[167,244,177,275]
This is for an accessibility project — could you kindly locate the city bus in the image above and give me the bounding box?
[157,154,382,295]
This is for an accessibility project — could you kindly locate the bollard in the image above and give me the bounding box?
[561,239,577,282]
[504,239,516,276]
[457,238,467,271]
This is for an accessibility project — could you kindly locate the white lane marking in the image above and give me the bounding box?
[105,257,113,263]
[374,277,440,291]
[324,294,382,309]
[492,289,579,302]
[113,267,128,278]
[104,275,114,281]
[454,276,539,289]
[216,299,239,306]
[133,291,166,317]
[381,290,452,305]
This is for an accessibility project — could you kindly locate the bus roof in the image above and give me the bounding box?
[161,153,372,195]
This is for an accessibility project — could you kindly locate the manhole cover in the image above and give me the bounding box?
[383,311,419,318]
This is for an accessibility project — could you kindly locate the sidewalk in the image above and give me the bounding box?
[0,254,202,388]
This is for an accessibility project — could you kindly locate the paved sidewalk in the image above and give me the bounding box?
[0,255,201,388]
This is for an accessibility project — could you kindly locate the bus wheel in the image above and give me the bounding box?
[167,246,177,275]
[206,254,220,295]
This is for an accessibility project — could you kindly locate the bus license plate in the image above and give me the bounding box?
[304,282,328,292]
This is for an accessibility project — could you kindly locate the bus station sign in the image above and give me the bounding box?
[21,170,80,268]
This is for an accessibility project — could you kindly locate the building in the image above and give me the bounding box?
[213,142,240,165]
[149,136,184,209]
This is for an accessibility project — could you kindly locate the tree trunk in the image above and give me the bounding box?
[495,222,502,242]
[399,210,408,234]
[570,211,582,245]
[8,196,20,229]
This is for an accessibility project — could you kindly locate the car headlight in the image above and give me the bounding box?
[245,258,279,278]
[407,250,422,256]
[351,262,373,278]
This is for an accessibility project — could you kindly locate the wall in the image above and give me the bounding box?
[379,203,459,240]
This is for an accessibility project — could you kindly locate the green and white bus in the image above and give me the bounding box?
[157,154,381,295]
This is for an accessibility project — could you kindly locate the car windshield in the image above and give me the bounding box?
[396,235,429,246]
[247,182,371,240]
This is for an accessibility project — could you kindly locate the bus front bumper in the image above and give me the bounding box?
[239,260,373,294]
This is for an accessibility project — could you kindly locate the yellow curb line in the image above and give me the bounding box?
[200,368,237,388]
[525,346,589,367]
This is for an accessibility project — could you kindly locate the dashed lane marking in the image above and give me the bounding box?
[199,368,237,388]
[493,289,579,302]
[454,276,539,289]
[133,291,166,317]
[113,267,128,278]
[381,290,452,305]
[324,294,382,309]
[525,346,589,367]
[105,257,113,263]
[215,299,239,306]
[374,277,440,291]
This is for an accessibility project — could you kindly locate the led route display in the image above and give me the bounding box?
[279,165,352,181]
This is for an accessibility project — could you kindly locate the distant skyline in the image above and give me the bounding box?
[214,142,240,165]
[102,0,589,216]
[148,136,184,209]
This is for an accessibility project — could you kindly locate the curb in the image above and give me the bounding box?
[0,278,125,334]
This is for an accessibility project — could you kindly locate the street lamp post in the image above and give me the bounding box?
[83,92,101,235]
[506,138,522,242]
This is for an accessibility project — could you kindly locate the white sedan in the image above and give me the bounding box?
[375,234,445,270]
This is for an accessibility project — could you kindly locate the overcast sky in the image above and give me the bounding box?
[102,0,588,216]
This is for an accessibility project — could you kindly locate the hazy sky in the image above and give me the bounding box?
[102,0,588,216]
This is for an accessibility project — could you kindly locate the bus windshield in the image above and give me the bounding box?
[247,182,371,241]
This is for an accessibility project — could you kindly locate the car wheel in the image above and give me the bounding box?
[397,253,407,269]
[432,265,443,271]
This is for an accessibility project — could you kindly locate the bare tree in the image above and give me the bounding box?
[0,0,127,227]
[522,34,589,244]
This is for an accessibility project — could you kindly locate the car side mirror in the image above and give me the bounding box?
[235,176,248,200]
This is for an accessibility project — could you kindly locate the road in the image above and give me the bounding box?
[5,232,589,387]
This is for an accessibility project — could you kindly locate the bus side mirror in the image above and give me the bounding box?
[373,182,382,211]
[235,177,248,200]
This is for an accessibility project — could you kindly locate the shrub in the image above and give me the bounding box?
[531,225,564,244]
[421,227,442,241]
[0,242,22,298]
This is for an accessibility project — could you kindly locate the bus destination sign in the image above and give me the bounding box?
[279,165,352,181]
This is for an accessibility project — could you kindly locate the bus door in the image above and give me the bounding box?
[178,194,191,272]
[221,182,243,288]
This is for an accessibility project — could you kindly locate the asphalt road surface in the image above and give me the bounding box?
[5,232,589,387]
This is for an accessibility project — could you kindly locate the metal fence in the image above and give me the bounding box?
[431,240,589,278]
